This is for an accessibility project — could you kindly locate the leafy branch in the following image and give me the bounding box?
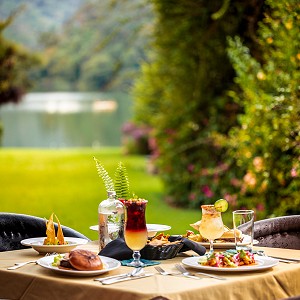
[94,157,114,192]
[114,162,130,200]
[94,157,131,199]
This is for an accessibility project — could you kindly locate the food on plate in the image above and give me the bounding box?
[52,249,103,271]
[43,213,67,245]
[199,250,255,268]
[147,233,181,247]
[183,230,203,242]
[189,221,202,232]
[189,222,243,243]
[220,227,243,242]
[69,249,103,271]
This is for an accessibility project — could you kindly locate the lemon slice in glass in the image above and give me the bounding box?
[214,199,228,212]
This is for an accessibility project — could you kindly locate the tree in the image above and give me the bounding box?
[0,12,40,143]
[35,0,153,92]
[132,0,264,208]
[0,12,40,105]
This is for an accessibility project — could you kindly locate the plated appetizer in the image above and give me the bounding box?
[52,249,104,271]
[188,223,243,243]
[44,213,67,245]
[199,250,256,268]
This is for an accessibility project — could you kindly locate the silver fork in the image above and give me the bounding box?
[175,264,200,280]
[176,264,226,280]
[154,266,180,276]
[7,252,55,270]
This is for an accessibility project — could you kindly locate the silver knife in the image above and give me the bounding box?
[268,256,300,263]
[94,273,134,282]
[94,267,143,282]
[101,273,154,285]
[255,251,300,263]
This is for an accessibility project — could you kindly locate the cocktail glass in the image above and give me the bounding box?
[199,204,224,253]
[123,199,148,267]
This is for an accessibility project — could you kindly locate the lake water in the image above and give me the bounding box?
[0,92,132,148]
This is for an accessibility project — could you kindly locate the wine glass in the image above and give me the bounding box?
[199,204,224,253]
[123,199,148,267]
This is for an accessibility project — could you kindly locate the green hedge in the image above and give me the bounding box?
[132,0,300,218]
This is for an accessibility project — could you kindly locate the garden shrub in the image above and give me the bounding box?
[225,0,300,217]
[133,0,264,208]
[121,121,152,155]
[133,0,300,218]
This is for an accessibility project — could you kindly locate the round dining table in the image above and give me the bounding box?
[0,241,299,300]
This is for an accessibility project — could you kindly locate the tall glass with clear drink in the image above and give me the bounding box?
[199,204,224,253]
[98,191,125,251]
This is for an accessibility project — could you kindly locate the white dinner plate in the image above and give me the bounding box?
[146,224,171,237]
[89,223,171,238]
[37,254,121,277]
[197,235,259,249]
[182,255,279,272]
[21,237,88,254]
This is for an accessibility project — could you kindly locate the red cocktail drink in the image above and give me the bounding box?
[123,199,148,267]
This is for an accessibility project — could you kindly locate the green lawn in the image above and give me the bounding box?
[0,148,231,239]
[1,147,220,240]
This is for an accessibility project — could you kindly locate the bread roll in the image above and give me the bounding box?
[69,249,103,271]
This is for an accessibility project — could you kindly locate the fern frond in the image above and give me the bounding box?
[94,157,114,192]
[114,162,130,199]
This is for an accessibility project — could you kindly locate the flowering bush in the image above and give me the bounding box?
[224,0,300,217]
[132,0,300,219]
[121,121,151,155]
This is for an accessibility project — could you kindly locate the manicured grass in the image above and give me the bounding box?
[0,148,233,240]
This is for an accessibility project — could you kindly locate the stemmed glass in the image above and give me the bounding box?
[123,199,148,267]
[199,204,224,253]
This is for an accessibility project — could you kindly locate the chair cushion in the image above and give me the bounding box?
[253,215,300,250]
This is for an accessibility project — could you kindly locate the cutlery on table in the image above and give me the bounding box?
[94,267,143,282]
[255,251,300,264]
[175,264,201,280]
[154,266,181,276]
[267,256,300,263]
[7,260,38,270]
[101,272,154,285]
[7,252,55,270]
[194,271,227,280]
[176,264,226,280]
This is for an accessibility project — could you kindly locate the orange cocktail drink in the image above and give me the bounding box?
[124,230,148,250]
[199,204,224,253]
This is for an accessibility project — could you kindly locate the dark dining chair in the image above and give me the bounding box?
[0,212,90,252]
[251,215,300,250]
